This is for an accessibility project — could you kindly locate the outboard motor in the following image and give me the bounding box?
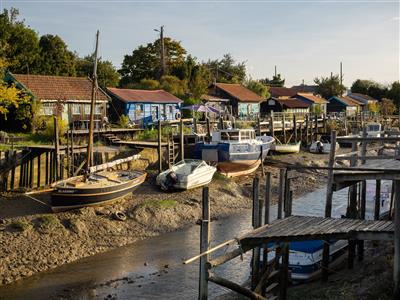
[316,141,324,154]
[161,171,178,191]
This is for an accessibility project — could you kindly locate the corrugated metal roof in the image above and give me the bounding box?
[12,73,109,101]
[331,96,362,107]
[214,83,263,102]
[107,87,182,104]
[276,98,311,108]
[296,93,328,104]
[269,87,298,98]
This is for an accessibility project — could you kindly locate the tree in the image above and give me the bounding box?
[387,81,400,106]
[0,8,40,74]
[260,74,285,87]
[351,79,388,100]
[160,75,187,97]
[380,98,397,116]
[205,54,246,83]
[119,37,187,86]
[245,79,270,99]
[314,75,346,99]
[76,54,120,87]
[367,102,380,114]
[37,34,76,76]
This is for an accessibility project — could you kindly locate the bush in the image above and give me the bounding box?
[10,220,32,232]
[37,215,60,231]
[119,115,130,128]
[36,117,68,142]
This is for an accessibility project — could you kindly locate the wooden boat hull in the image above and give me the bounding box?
[51,172,146,212]
[271,142,301,154]
[217,160,261,177]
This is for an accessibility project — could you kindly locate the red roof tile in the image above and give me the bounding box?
[296,93,328,104]
[277,98,311,109]
[107,88,182,104]
[214,83,263,102]
[269,87,298,98]
[12,73,109,101]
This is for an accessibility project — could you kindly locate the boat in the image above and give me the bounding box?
[310,135,340,154]
[194,129,275,177]
[364,122,382,138]
[156,159,216,191]
[51,31,146,211]
[266,240,348,282]
[271,142,301,154]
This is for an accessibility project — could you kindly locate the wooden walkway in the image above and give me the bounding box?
[239,216,394,249]
[112,140,168,149]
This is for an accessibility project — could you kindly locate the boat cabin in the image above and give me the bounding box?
[211,129,256,143]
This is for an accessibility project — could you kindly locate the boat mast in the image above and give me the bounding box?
[86,30,99,172]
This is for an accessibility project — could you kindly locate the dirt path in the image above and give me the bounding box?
[0,151,329,286]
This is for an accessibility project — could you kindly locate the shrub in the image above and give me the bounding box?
[10,220,32,232]
[37,215,60,231]
[35,117,68,142]
[119,115,130,128]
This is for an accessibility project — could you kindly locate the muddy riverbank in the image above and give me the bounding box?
[0,151,329,286]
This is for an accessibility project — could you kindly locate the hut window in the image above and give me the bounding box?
[169,105,173,114]
[136,104,143,113]
[84,104,90,115]
[95,104,102,114]
[41,103,54,115]
[72,104,81,115]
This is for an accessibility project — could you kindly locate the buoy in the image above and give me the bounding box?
[113,211,126,221]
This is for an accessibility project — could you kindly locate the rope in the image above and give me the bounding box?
[23,193,51,208]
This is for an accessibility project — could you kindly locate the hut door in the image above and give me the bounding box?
[151,105,159,122]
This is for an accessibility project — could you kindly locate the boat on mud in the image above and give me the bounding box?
[271,141,301,154]
[364,122,382,138]
[310,135,340,154]
[194,129,275,177]
[156,159,216,191]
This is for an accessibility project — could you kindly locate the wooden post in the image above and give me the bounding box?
[269,111,274,138]
[394,180,400,298]
[193,116,198,134]
[262,172,271,271]
[10,151,15,191]
[71,130,75,174]
[251,177,261,289]
[314,114,318,140]
[29,155,33,189]
[199,187,210,300]
[54,117,60,181]
[280,243,289,300]
[282,113,286,144]
[283,171,291,217]
[357,127,367,260]
[305,114,309,145]
[293,114,297,143]
[180,118,184,160]
[49,151,54,183]
[36,153,41,188]
[375,180,381,220]
[45,151,49,186]
[206,117,211,141]
[322,130,337,281]
[257,115,261,136]
[158,120,162,173]
[323,114,327,134]
[278,168,285,219]
[66,130,71,177]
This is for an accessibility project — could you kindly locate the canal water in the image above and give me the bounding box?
[0,181,391,300]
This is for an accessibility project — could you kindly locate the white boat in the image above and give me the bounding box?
[363,122,382,138]
[310,135,339,154]
[156,159,216,191]
[271,142,301,154]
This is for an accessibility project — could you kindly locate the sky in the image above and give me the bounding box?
[2,0,400,87]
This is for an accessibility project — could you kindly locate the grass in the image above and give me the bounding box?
[10,220,32,232]
[143,199,177,209]
[36,215,60,231]
[136,126,192,141]
[213,172,230,182]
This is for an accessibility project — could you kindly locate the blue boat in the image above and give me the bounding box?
[194,129,275,177]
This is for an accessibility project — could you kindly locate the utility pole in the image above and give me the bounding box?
[154,26,166,77]
[340,62,344,96]
[274,65,277,77]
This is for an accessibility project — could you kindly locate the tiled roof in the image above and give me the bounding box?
[348,93,377,103]
[214,83,263,102]
[107,88,182,104]
[276,98,311,109]
[269,87,298,98]
[12,73,109,101]
[200,94,229,102]
[296,93,328,104]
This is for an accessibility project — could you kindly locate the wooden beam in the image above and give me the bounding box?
[394,180,400,298]
[199,187,210,300]
[277,169,285,219]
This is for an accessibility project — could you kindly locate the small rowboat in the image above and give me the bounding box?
[271,142,301,154]
[156,159,216,191]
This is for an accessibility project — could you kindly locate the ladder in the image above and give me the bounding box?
[167,133,175,168]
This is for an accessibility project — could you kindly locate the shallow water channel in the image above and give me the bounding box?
[0,181,391,300]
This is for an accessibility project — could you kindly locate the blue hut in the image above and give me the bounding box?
[107,88,182,127]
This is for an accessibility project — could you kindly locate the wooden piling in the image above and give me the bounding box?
[158,120,162,173]
[314,114,318,140]
[180,118,184,160]
[293,114,297,143]
[263,172,271,269]
[394,180,400,298]
[37,153,41,188]
[282,114,286,144]
[278,169,285,219]
[251,177,261,289]
[199,186,210,300]
[280,243,289,300]
[206,117,211,141]
[269,111,274,138]
[305,114,309,145]
[45,151,49,186]
[54,117,60,181]
[10,152,15,191]
[375,180,381,220]
[29,155,33,189]
[322,130,337,281]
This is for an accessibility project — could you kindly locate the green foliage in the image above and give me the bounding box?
[76,54,120,87]
[36,215,60,231]
[38,117,68,142]
[387,81,400,106]
[118,115,130,128]
[245,79,270,99]
[260,74,285,87]
[37,34,76,76]
[160,75,187,97]
[351,79,388,100]
[380,98,397,116]
[367,102,380,113]
[10,220,32,232]
[235,121,255,129]
[132,79,160,90]
[311,104,323,114]
[205,53,246,83]
[314,75,346,100]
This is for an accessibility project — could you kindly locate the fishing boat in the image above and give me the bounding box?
[194,129,275,177]
[271,142,301,154]
[364,122,382,138]
[310,135,340,154]
[51,31,146,211]
[156,159,216,191]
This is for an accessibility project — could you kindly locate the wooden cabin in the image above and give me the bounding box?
[206,83,264,119]
[295,93,328,114]
[347,93,378,111]
[107,87,182,127]
[327,96,362,115]
[264,97,310,113]
[5,72,110,129]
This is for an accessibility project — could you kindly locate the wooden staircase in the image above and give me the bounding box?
[167,133,179,167]
[103,133,121,145]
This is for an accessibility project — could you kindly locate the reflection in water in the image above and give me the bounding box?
[0,181,390,300]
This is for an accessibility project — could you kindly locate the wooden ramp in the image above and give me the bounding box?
[239,215,394,249]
